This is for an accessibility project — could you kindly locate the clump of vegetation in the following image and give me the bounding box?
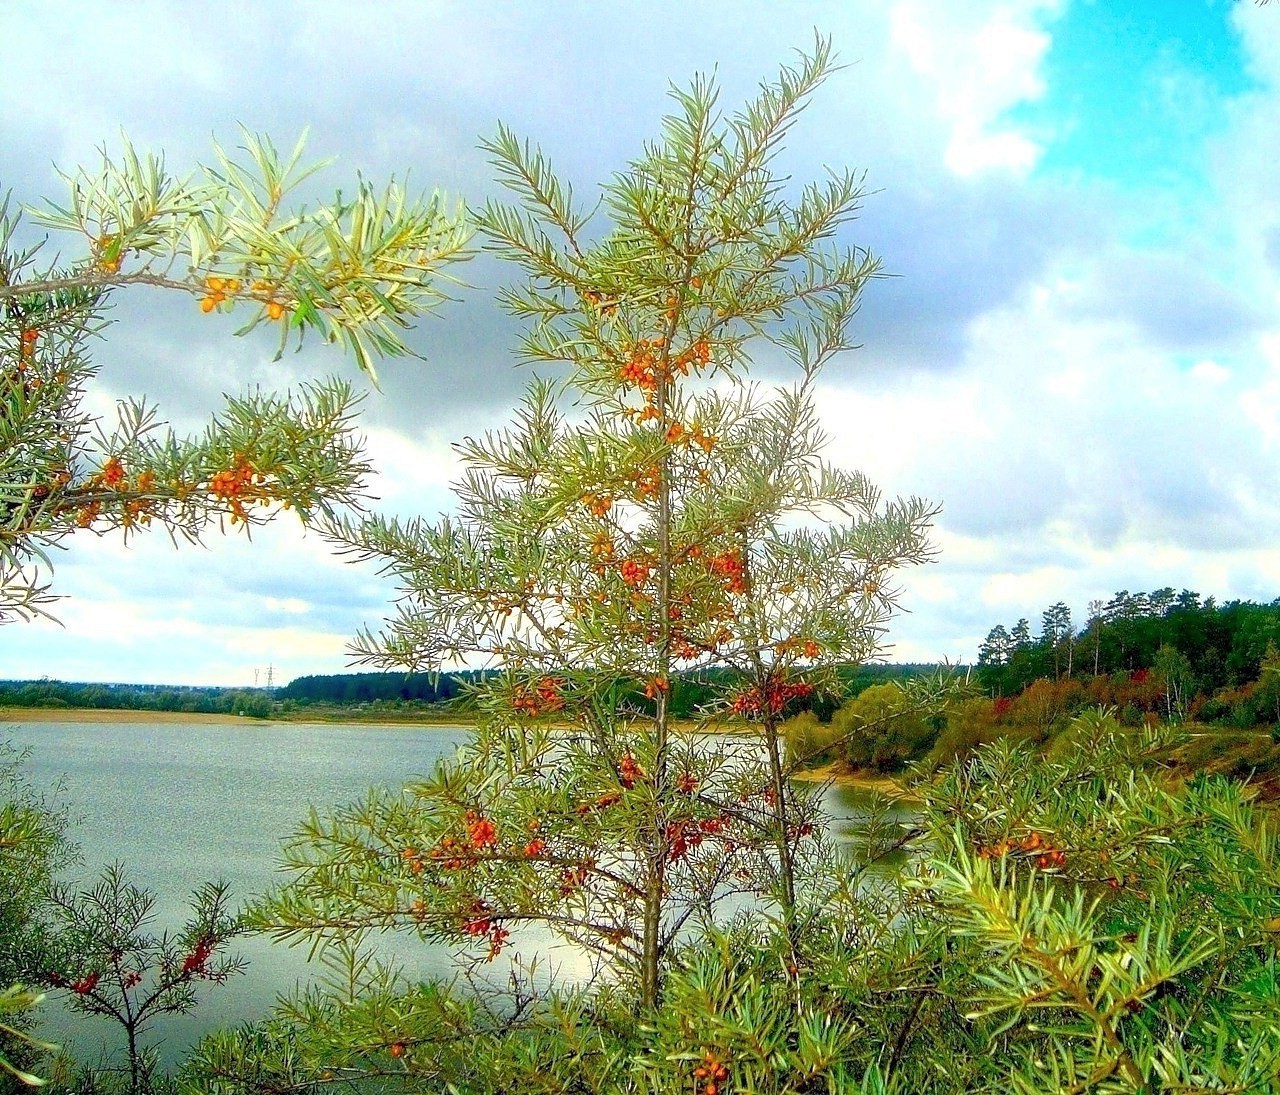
[0,743,72,1085]
[2,130,469,624]
[178,710,1280,1093]
[40,866,243,1094]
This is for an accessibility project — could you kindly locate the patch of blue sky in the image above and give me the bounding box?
[1008,0,1257,194]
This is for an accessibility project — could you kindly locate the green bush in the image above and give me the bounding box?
[836,683,937,773]
[0,742,75,1087]
[182,710,1280,1092]
[781,710,842,767]
[925,695,1001,768]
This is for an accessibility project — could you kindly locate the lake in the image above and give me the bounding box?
[1,719,907,1070]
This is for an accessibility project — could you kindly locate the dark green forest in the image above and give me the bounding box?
[980,589,1278,689]
[0,665,927,721]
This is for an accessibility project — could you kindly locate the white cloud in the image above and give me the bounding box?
[888,0,1057,176]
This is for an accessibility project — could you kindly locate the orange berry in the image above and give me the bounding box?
[266,300,285,321]
[200,296,217,313]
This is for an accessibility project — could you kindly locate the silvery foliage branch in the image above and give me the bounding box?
[1,134,470,621]
[11,130,471,378]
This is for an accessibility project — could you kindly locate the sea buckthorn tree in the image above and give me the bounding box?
[246,34,933,1051]
[40,866,244,1095]
[1,132,470,622]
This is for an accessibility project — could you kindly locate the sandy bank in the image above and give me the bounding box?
[790,759,918,797]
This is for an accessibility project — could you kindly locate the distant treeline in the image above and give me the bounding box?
[0,679,273,717]
[279,671,483,706]
[0,664,937,722]
[279,664,930,718]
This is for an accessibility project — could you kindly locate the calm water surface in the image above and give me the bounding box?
[2,720,905,1068]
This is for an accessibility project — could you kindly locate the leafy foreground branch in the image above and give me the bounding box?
[1,131,470,621]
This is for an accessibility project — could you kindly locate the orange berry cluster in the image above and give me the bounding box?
[95,234,122,273]
[709,548,746,594]
[181,936,216,978]
[666,815,728,863]
[92,456,127,490]
[199,275,242,313]
[643,675,669,700]
[618,753,645,788]
[466,810,498,849]
[460,898,510,960]
[976,831,1067,870]
[559,860,592,896]
[576,790,622,816]
[729,680,814,719]
[198,276,288,319]
[18,327,38,364]
[694,1050,730,1095]
[660,418,718,454]
[619,557,652,588]
[581,492,613,517]
[209,453,270,523]
[590,531,615,563]
[77,458,158,529]
[582,287,618,316]
[416,811,502,872]
[630,464,661,501]
[615,334,712,423]
[774,637,822,660]
[616,339,664,391]
[676,770,699,795]
[511,676,566,717]
[72,971,101,995]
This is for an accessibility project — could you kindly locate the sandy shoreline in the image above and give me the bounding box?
[790,759,916,797]
[0,708,478,727]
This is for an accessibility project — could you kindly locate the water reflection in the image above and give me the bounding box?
[819,780,920,873]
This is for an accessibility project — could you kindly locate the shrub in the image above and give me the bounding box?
[835,683,937,773]
[781,710,841,768]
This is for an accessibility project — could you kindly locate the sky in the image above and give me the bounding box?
[3,0,1280,687]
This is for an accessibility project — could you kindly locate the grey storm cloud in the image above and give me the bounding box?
[855,177,1109,373]
[1069,251,1265,351]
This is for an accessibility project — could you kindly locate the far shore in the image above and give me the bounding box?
[791,759,916,798]
[0,707,476,727]
[1,706,260,724]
